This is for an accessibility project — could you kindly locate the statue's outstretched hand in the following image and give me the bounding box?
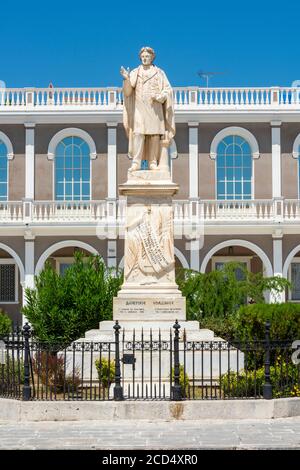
[120,66,130,80]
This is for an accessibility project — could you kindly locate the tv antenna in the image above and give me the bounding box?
[197,70,225,87]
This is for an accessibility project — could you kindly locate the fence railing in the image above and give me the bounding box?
[1,86,300,111]
[1,321,299,401]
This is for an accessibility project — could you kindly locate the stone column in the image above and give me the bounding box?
[107,240,117,268]
[271,121,282,198]
[271,230,285,303]
[188,123,199,199]
[189,240,200,272]
[107,123,117,200]
[22,231,35,324]
[24,123,35,200]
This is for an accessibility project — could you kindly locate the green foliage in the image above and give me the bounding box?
[171,365,190,394]
[0,310,12,337]
[220,357,300,398]
[231,303,300,341]
[22,252,123,345]
[177,263,290,321]
[176,263,290,338]
[95,358,115,388]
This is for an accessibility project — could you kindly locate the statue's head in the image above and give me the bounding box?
[139,47,155,66]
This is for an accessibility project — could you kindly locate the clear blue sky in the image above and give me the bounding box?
[1,0,299,88]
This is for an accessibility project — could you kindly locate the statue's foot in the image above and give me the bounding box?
[149,162,158,170]
[129,162,140,172]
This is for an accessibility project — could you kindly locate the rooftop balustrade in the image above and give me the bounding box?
[0,86,299,111]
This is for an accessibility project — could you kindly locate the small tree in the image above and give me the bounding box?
[176,263,290,337]
[22,252,123,345]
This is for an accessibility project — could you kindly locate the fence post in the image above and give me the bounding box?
[113,320,124,400]
[172,320,182,401]
[263,320,272,399]
[22,322,32,401]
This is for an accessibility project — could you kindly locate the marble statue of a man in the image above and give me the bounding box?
[120,47,175,171]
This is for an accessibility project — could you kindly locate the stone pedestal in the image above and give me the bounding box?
[113,169,186,323]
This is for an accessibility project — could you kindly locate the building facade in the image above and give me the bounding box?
[1,85,300,324]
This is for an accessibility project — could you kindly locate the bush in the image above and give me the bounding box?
[220,357,300,398]
[22,252,123,345]
[231,303,300,341]
[176,264,290,326]
[0,310,12,337]
[95,358,115,388]
[171,365,190,395]
[32,351,81,393]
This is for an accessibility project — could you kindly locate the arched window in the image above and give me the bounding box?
[216,135,252,200]
[0,140,8,201]
[55,137,91,201]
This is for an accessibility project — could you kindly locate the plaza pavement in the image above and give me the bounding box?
[0,417,299,449]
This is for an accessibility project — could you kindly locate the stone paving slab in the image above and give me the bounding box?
[0,417,299,449]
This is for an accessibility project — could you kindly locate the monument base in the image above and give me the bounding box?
[113,296,186,321]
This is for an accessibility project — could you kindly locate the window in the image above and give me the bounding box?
[55,136,90,201]
[54,257,88,276]
[216,135,252,200]
[212,256,251,280]
[0,140,8,201]
[289,259,300,301]
[0,260,18,303]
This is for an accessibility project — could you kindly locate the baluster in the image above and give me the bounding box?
[198,88,203,105]
[179,90,183,105]
[203,89,208,105]
[218,89,222,105]
[249,89,253,105]
[225,89,229,105]
[184,90,188,105]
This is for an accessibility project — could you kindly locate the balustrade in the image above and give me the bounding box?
[1,87,300,110]
[0,199,300,224]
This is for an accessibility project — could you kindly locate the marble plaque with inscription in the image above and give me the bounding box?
[113,297,186,321]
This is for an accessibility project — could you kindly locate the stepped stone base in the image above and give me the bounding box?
[82,320,223,342]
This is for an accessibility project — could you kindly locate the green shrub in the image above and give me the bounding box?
[171,365,190,395]
[0,310,12,337]
[22,252,123,345]
[95,358,115,388]
[220,358,300,398]
[231,303,300,341]
[176,264,289,328]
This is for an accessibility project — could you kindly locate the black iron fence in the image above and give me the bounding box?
[0,320,299,401]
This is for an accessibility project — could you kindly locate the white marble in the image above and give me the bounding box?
[120,47,175,172]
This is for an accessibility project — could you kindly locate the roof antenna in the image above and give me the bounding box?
[197,70,225,87]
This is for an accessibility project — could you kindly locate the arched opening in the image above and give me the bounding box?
[0,243,25,326]
[201,240,273,277]
[283,245,300,301]
[35,241,99,275]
